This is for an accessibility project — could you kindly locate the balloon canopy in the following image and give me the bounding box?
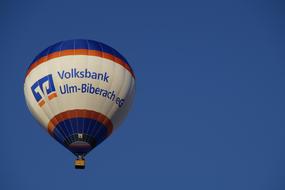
[24,39,135,169]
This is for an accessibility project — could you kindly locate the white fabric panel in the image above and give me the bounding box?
[24,55,135,130]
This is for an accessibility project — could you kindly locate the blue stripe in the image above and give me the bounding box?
[29,39,129,69]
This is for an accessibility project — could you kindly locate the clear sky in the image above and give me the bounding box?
[1,0,285,189]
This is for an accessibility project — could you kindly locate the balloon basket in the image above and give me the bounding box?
[75,158,85,169]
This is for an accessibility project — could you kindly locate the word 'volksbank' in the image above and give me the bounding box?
[57,68,110,83]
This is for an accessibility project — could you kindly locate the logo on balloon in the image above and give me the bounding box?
[31,74,57,107]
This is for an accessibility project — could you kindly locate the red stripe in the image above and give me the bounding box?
[47,109,113,136]
[26,49,135,78]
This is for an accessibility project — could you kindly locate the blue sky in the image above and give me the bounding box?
[1,0,285,189]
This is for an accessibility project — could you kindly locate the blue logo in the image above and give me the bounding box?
[31,74,57,107]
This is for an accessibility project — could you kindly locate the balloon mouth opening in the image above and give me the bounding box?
[69,141,92,155]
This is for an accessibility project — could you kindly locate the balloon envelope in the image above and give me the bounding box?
[24,39,135,158]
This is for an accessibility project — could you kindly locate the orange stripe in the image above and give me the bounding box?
[48,92,57,100]
[26,49,135,78]
[38,99,45,107]
[47,51,60,60]
[47,109,113,136]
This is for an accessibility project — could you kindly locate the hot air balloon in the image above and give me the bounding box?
[24,39,135,169]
